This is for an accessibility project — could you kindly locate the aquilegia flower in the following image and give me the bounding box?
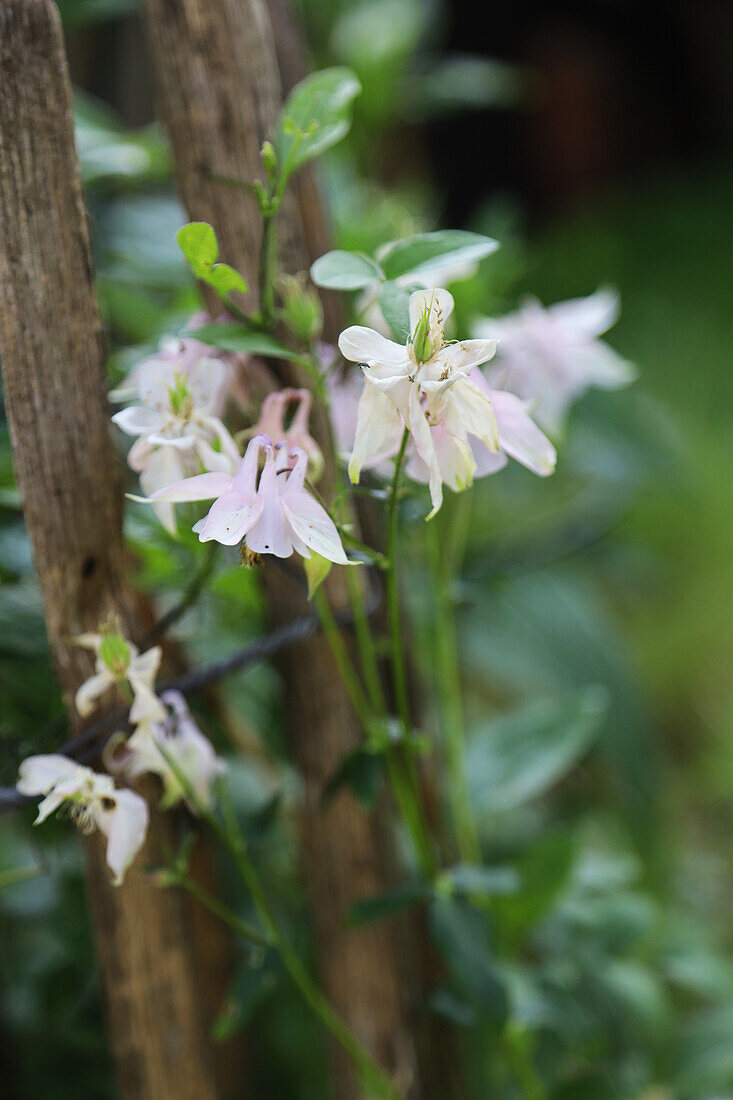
[248,388,323,481]
[143,434,348,563]
[121,691,226,812]
[475,289,635,434]
[74,631,165,724]
[405,369,556,488]
[338,288,499,515]
[16,755,148,885]
[112,345,240,533]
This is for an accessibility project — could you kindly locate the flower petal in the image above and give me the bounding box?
[280,490,348,564]
[547,288,620,338]
[75,670,113,717]
[408,287,454,333]
[16,754,83,796]
[148,471,235,503]
[489,389,556,476]
[195,490,264,546]
[348,381,404,484]
[98,788,149,886]
[338,326,411,377]
[434,338,498,375]
[112,406,164,436]
[431,374,499,453]
[407,387,443,516]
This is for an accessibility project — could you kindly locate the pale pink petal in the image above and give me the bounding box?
[547,288,619,338]
[243,453,293,556]
[149,471,235,503]
[348,381,403,484]
[139,447,187,533]
[489,389,556,476]
[280,490,348,564]
[194,490,264,546]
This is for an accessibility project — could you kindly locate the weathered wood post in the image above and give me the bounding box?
[141,1,423,1096]
[0,3,223,1097]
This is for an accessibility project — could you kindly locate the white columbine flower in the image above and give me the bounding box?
[338,288,499,515]
[16,755,148,885]
[112,353,240,533]
[74,632,165,724]
[475,289,636,435]
[122,691,226,812]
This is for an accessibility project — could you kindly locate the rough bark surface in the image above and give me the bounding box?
[0,4,220,1098]
[141,1,421,1096]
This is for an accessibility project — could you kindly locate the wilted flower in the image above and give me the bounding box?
[248,388,323,481]
[142,434,348,563]
[16,755,148,885]
[338,288,499,515]
[112,352,240,534]
[121,691,226,812]
[475,290,635,434]
[74,631,165,723]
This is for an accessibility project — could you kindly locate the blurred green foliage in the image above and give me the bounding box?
[1,2,732,1098]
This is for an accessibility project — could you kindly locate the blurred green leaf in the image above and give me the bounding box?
[304,552,332,599]
[183,322,305,364]
[440,863,522,900]
[467,687,608,816]
[321,747,384,809]
[377,230,498,281]
[378,280,412,341]
[310,249,383,290]
[277,67,361,177]
[429,897,508,1026]
[213,947,282,1042]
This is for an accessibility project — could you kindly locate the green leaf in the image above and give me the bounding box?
[213,947,282,1042]
[378,280,412,341]
[429,898,508,1026]
[322,747,384,809]
[183,322,305,364]
[176,222,247,297]
[348,881,428,927]
[467,687,608,815]
[310,250,383,291]
[276,67,361,177]
[378,230,498,282]
[304,552,332,600]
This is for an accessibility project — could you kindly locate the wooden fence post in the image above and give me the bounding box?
[141,1,424,1096]
[0,3,222,1097]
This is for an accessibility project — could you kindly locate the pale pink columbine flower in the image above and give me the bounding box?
[338,288,499,516]
[405,370,556,489]
[143,434,348,563]
[112,350,240,534]
[475,290,636,435]
[120,691,226,812]
[248,388,324,482]
[16,756,148,885]
[73,632,165,724]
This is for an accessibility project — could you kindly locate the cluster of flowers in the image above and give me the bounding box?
[16,281,631,880]
[18,631,225,884]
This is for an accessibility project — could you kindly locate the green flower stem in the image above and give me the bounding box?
[152,745,400,1100]
[258,210,278,327]
[313,588,374,729]
[384,429,437,879]
[345,565,387,716]
[425,512,480,865]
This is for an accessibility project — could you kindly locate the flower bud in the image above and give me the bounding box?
[278,273,323,344]
[99,632,131,677]
[411,307,434,363]
[260,140,278,181]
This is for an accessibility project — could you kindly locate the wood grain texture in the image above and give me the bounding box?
[141,1,421,1095]
[0,4,219,1097]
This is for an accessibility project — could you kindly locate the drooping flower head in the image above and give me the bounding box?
[16,755,148,885]
[475,290,636,435]
[248,388,323,482]
[338,288,500,516]
[119,691,226,812]
[73,630,165,724]
[142,434,348,563]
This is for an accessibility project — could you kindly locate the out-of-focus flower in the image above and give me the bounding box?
[475,290,635,434]
[143,434,348,563]
[16,755,148,885]
[338,288,498,515]
[405,370,556,489]
[74,631,165,723]
[113,352,240,534]
[121,691,226,812]
[248,388,323,481]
